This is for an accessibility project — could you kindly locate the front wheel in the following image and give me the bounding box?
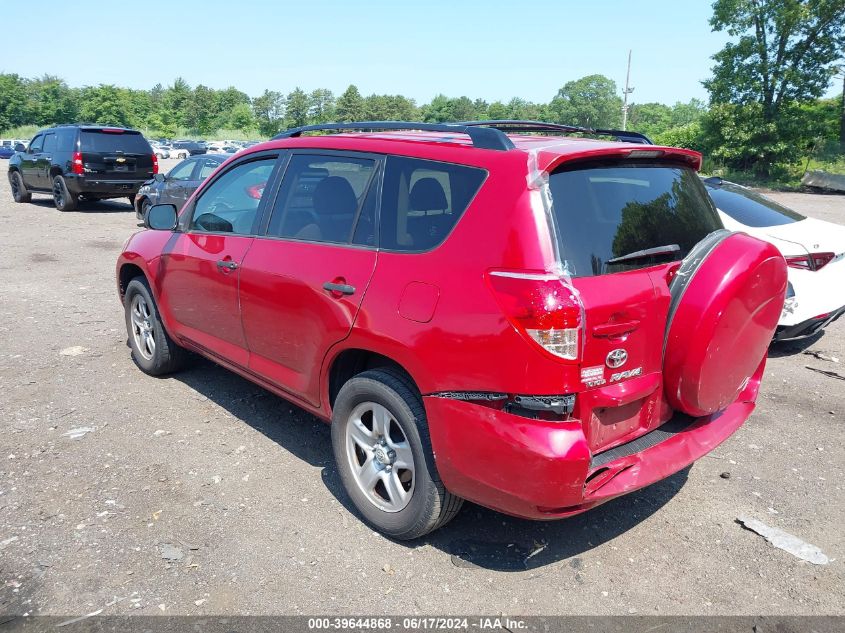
[124,277,189,375]
[52,175,77,211]
[9,171,31,203]
[331,369,463,540]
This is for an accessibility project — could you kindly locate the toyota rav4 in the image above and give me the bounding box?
[116,121,787,539]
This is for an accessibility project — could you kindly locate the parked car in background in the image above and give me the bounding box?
[117,120,786,539]
[134,154,230,219]
[151,143,171,159]
[8,124,157,211]
[703,177,845,340]
[0,145,15,159]
[171,140,207,156]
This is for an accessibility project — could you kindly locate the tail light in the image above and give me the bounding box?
[71,151,84,175]
[486,270,582,360]
[152,153,159,174]
[785,252,835,271]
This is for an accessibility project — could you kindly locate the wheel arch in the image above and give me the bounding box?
[327,348,419,411]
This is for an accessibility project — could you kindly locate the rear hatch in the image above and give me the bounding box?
[79,128,155,180]
[546,160,724,452]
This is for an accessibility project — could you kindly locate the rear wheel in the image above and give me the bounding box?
[9,171,31,203]
[52,175,77,211]
[124,277,189,375]
[331,369,463,540]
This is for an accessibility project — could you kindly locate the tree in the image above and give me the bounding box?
[549,74,622,128]
[705,0,845,118]
[78,85,135,127]
[0,74,29,132]
[187,84,217,134]
[285,87,310,128]
[309,89,335,123]
[228,103,256,132]
[252,89,285,137]
[335,85,365,122]
[704,0,845,173]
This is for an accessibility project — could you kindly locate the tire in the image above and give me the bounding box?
[52,175,77,211]
[124,276,189,376]
[331,368,463,540]
[128,193,136,207]
[9,171,31,203]
[139,198,152,221]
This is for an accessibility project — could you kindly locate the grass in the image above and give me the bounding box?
[0,124,39,140]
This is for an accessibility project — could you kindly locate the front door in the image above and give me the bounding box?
[157,155,280,366]
[239,152,380,406]
[20,134,44,187]
[160,158,198,209]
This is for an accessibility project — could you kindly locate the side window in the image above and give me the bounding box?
[266,154,376,244]
[42,133,57,154]
[29,135,44,152]
[190,158,276,235]
[55,128,76,152]
[198,159,221,180]
[380,156,486,252]
[168,159,197,181]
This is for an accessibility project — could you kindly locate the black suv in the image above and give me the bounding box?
[171,140,207,156]
[8,124,157,211]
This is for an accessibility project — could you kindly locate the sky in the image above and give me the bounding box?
[3,1,748,106]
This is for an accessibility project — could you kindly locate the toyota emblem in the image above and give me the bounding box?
[606,349,628,369]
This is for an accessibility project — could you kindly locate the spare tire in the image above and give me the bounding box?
[663,230,787,417]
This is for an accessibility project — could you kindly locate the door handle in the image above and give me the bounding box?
[323,281,355,295]
[216,260,238,271]
[592,319,640,338]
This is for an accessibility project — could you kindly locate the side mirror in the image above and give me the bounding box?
[14,143,26,153]
[144,204,178,231]
[154,173,166,183]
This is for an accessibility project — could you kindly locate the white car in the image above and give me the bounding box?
[704,177,845,341]
[151,144,171,159]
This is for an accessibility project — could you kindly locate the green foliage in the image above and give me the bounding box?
[335,85,365,122]
[285,87,310,128]
[654,120,706,151]
[549,74,622,128]
[252,89,285,137]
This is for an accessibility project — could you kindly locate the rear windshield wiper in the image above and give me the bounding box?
[606,244,680,265]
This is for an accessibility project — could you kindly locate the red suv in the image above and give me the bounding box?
[116,121,787,540]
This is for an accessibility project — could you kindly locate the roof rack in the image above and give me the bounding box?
[272,121,515,151]
[459,120,654,145]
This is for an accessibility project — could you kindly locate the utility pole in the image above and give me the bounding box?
[621,50,634,131]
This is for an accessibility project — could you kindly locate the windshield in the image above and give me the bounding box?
[548,162,723,277]
[80,130,152,154]
[705,181,804,227]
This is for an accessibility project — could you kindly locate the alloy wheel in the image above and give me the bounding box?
[130,294,156,361]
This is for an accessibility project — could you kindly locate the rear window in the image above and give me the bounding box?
[548,163,723,277]
[705,181,804,227]
[80,130,152,154]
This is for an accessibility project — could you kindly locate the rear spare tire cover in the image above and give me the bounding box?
[664,231,787,417]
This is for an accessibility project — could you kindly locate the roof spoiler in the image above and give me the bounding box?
[272,121,515,151]
[459,120,654,145]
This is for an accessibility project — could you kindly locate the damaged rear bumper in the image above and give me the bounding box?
[424,395,754,520]
[774,303,845,341]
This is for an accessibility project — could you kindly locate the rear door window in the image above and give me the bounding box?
[379,156,486,252]
[705,182,804,227]
[80,130,152,154]
[42,133,56,154]
[548,163,723,277]
[266,154,377,244]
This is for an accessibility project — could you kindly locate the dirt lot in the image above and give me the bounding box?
[0,159,843,617]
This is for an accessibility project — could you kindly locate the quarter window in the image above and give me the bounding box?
[379,156,486,252]
[266,154,377,244]
[190,158,276,235]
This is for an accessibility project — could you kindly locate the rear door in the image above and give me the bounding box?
[157,153,281,366]
[546,161,723,451]
[78,128,154,181]
[238,151,380,406]
[37,132,57,188]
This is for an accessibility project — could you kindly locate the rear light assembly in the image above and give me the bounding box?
[486,270,582,361]
[152,153,159,174]
[71,151,84,175]
[785,252,835,271]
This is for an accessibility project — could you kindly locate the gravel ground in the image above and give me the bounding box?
[0,159,843,617]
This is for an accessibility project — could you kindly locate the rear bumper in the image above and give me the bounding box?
[65,175,148,197]
[774,303,845,341]
[425,395,754,520]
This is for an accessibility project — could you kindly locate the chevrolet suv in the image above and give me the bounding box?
[116,121,787,539]
[9,124,157,211]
